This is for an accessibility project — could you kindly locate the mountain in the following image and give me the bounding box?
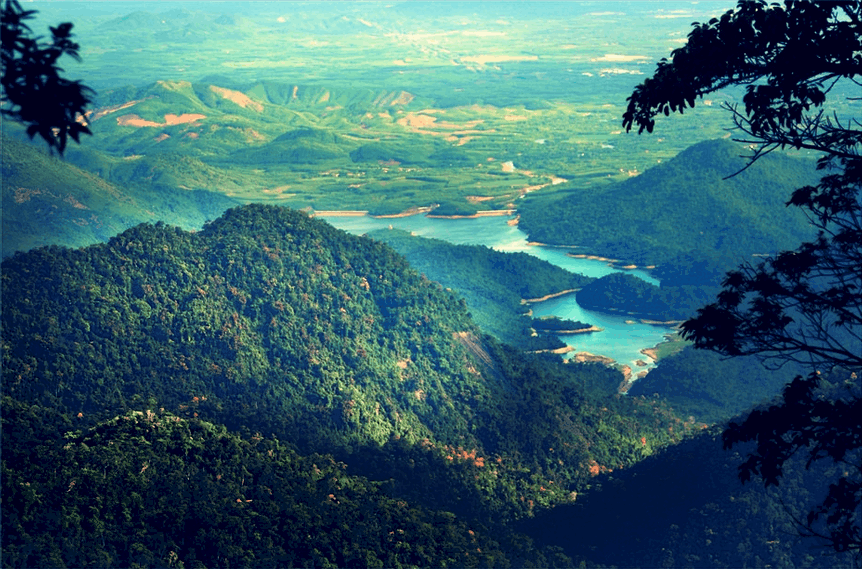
[1,398,541,568]
[575,272,719,322]
[367,228,594,347]
[1,205,486,450]
[3,204,840,567]
[1,135,237,258]
[518,138,820,269]
[1,204,690,523]
[628,346,805,424]
[521,428,854,568]
[230,127,348,165]
[48,79,488,215]
[97,8,256,46]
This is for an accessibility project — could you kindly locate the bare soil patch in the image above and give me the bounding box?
[210,85,264,112]
[117,113,206,127]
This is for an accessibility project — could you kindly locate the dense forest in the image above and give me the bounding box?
[628,346,806,424]
[1,135,237,257]
[576,272,720,322]
[5,0,858,563]
[521,424,856,568]
[366,228,593,348]
[3,204,707,566]
[3,204,846,567]
[518,138,819,269]
[2,398,534,568]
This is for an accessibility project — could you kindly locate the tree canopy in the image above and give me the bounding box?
[625,0,861,556]
[1,0,92,154]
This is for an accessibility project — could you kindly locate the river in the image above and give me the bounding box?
[322,214,674,374]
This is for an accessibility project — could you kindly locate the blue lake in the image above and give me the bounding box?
[323,214,675,373]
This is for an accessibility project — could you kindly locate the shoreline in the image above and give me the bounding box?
[570,351,616,366]
[526,241,580,249]
[315,208,516,220]
[522,288,578,303]
[426,209,515,219]
[639,334,687,363]
[540,325,603,335]
[531,345,576,355]
[312,213,658,272]
[312,210,369,217]
[640,319,684,326]
[640,347,659,361]
[567,253,620,264]
[371,206,435,219]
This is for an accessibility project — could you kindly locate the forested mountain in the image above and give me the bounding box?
[576,272,720,322]
[518,138,819,269]
[2,199,840,569]
[2,205,491,451]
[367,228,594,347]
[2,398,549,568]
[628,346,806,424]
[521,427,855,568]
[5,0,857,564]
[3,204,705,566]
[1,135,237,258]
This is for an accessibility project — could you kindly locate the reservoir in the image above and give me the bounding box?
[323,214,674,374]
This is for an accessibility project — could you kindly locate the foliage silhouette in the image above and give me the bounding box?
[1,0,92,154]
[625,0,861,556]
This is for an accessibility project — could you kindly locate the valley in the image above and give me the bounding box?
[3,1,858,567]
[324,211,676,375]
[12,2,746,218]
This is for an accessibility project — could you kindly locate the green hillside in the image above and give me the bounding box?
[518,138,820,268]
[1,205,691,527]
[230,127,349,165]
[37,74,725,218]
[3,206,839,568]
[628,346,805,424]
[46,79,531,214]
[1,398,547,568]
[575,272,720,322]
[521,427,854,568]
[367,228,594,347]
[2,205,486,450]
[3,2,849,565]
[1,136,237,258]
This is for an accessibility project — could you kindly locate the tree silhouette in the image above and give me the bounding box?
[624,0,861,556]
[1,0,92,154]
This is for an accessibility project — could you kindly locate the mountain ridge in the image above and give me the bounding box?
[1,135,237,258]
[518,138,820,268]
[2,205,688,527]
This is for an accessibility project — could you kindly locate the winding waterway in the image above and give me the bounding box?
[323,214,674,374]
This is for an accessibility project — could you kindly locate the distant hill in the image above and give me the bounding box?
[628,346,804,424]
[518,138,820,269]
[43,79,489,214]
[230,127,348,164]
[368,228,594,347]
[71,79,430,166]
[1,136,237,257]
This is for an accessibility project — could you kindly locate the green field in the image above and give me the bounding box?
[18,2,753,218]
